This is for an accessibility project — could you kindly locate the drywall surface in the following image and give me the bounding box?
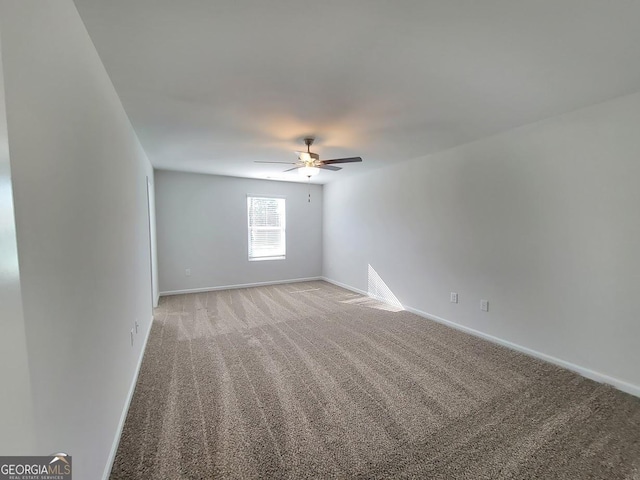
[323,91,640,391]
[0,1,155,477]
[156,171,322,293]
[0,34,36,455]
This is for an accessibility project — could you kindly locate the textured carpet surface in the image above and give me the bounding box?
[111,281,640,479]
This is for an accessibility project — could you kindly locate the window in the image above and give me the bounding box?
[247,196,286,261]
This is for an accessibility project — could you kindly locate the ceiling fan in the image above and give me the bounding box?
[255,137,362,177]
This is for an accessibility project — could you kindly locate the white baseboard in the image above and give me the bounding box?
[322,276,369,296]
[102,314,154,480]
[159,276,323,297]
[321,277,640,398]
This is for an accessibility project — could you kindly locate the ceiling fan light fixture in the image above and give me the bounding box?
[299,152,312,161]
[298,166,320,177]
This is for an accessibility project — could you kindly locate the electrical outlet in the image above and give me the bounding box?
[450,292,458,303]
[135,319,139,334]
[480,299,489,312]
[185,268,191,277]
[130,329,134,346]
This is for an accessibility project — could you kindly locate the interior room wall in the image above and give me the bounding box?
[0,1,157,478]
[323,91,640,396]
[155,170,323,294]
[0,33,36,456]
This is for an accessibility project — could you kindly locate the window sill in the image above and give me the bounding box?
[249,256,286,262]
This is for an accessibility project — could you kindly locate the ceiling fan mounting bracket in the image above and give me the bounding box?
[304,137,315,149]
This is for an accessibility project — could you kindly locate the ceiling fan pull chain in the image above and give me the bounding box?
[308,177,311,203]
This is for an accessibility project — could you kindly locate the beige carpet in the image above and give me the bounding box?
[111,281,640,479]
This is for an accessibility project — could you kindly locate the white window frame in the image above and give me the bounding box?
[247,195,286,261]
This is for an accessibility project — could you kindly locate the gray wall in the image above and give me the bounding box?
[156,170,322,294]
[323,91,640,395]
[0,34,36,455]
[0,1,156,478]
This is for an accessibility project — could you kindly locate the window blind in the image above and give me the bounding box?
[247,196,286,260]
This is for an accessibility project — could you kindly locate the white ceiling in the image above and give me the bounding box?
[73,0,640,184]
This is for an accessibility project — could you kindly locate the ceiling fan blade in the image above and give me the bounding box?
[320,157,363,165]
[283,167,301,172]
[255,161,298,164]
[318,165,342,171]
